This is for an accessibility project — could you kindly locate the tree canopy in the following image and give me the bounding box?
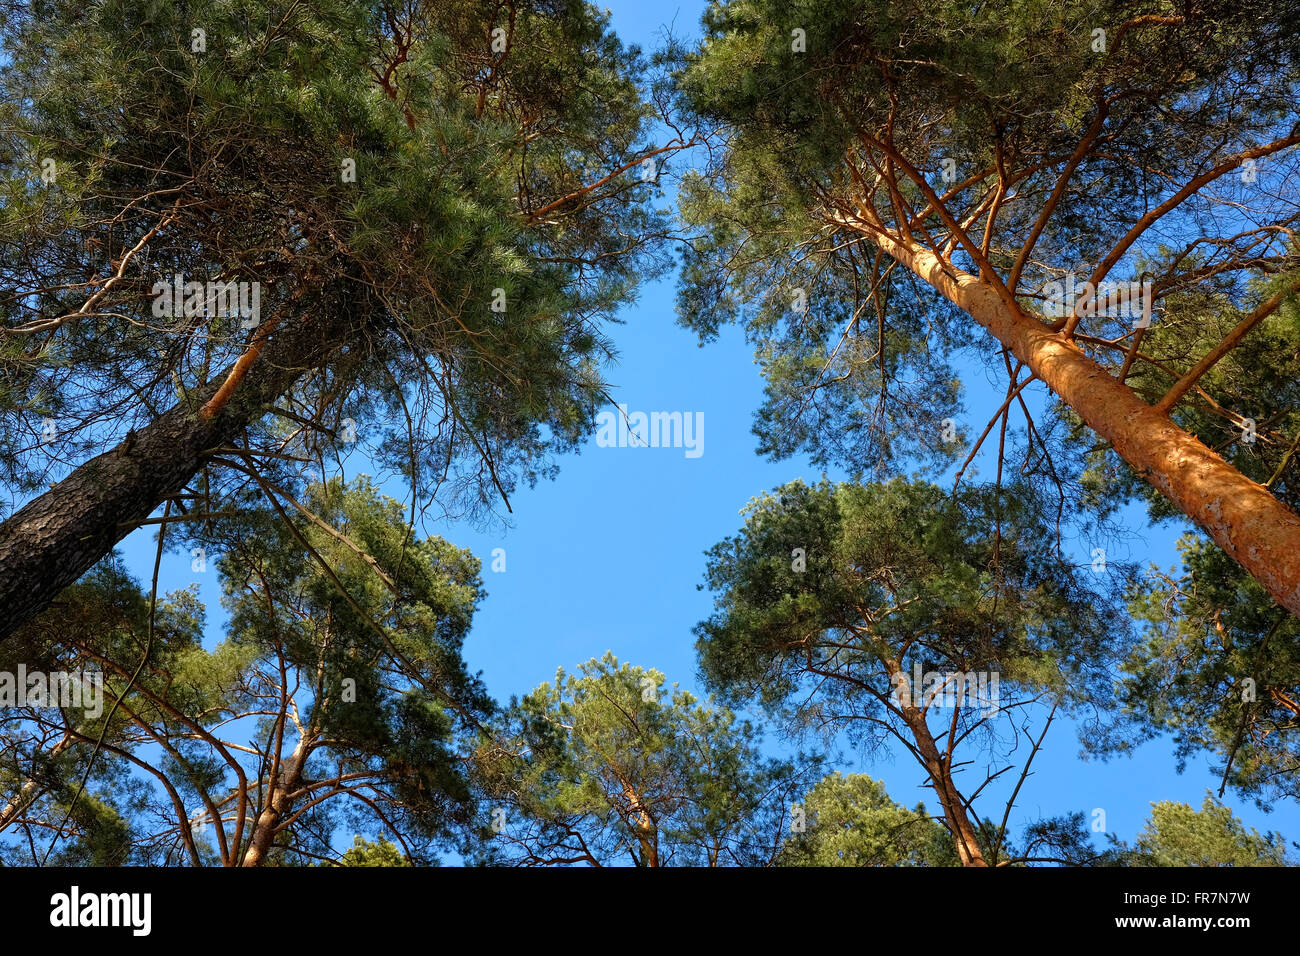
[1120,793,1293,867]
[474,653,821,866]
[694,476,1131,865]
[1,478,490,866]
[0,0,692,638]
[0,0,1297,874]
[674,0,1300,827]
[675,0,1300,615]
[778,772,957,867]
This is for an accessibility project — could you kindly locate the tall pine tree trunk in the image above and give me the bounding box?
[858,227,1300,619]
[904,714,988,867]
[882,657,988,866]
[241,740,308,867]
[0,308,354,641]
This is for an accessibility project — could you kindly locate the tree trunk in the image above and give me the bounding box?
[862,229,1300,619]
[0,309,354,642]
[0,736,72,830]
[904,712,988,867]
[883,657,988,866]
[240,740,307,867]
[618,781,659,867]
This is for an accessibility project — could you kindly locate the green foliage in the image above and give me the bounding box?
[0,0,675,515]
[1094,536,1300,807]
[1,478,491,865]
[673,149,968,477]
[695,476,1131,863]
[779,772,957,867]
[330,835,411,867]
[671,0,1300,477]
[697,477,1126,715]
[475,653,822,866]
[0,558,173,865]
[1118,794,1292,867]
[44,791,135,867]
[672,0,1300,667]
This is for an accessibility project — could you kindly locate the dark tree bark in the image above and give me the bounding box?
[0,308,355,641]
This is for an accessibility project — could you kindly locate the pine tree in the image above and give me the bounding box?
[474,653,822,866]
[0,0,691,638]
[674,0,1300,617]
[694,477,1129,865]
[0,478,491,866]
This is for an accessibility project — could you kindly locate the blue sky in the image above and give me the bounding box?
[103,0,1300,857]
